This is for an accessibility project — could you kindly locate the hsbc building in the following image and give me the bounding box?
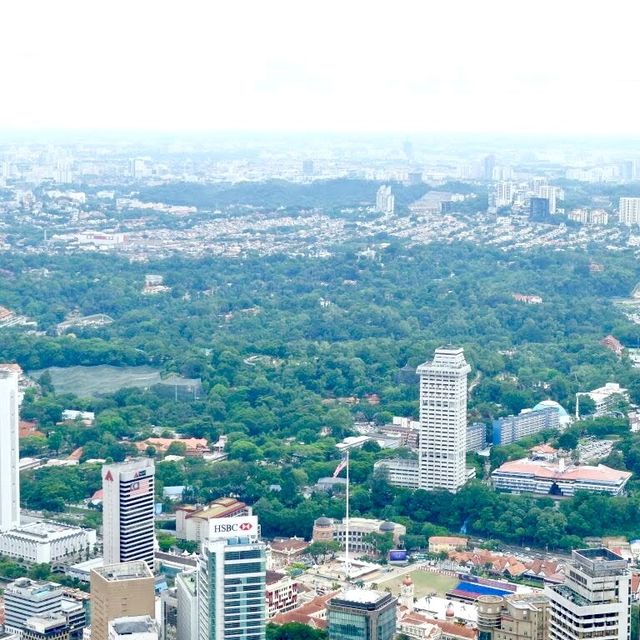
[197,515,266,640]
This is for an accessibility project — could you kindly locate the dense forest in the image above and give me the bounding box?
[7,239,640,549]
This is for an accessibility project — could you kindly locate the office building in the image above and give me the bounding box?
[373,458,419,489]
[4,579,63,635]
[102,458,156,568]
[311,517,405,553]
[417,347,471,493]
[109,617,159,640]
[375,185,395,215]
[90,561,155,640]
[327,590,396,640]
[619,197,640,226]
[196,515,266,640]
[176,572,198,640]
[530,197,550,218]
[492,406,559,446]
[0,369,20,532]
[477,592,549,640]
[492,458,631,497]
[22,614,70,640]
[0,521,97,563]
[545,548,630,640]
[175,498,251,542]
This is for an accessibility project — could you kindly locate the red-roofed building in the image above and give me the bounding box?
[271,591,338,629]
[19,420,45,438]
[601,335,624,357]
[269,537,310,568]
[492,457,631,496]
[135,437,210,457]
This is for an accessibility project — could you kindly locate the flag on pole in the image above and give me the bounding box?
[333,457,348,478]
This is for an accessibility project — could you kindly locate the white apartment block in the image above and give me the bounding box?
[102,458,156,569]
[417,348,471,493]
[619,197,640,226]
[0,369,20,532]
[492,182,516,207]
[545,548,630,640]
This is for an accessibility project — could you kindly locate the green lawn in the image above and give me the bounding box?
[378,570,458,598]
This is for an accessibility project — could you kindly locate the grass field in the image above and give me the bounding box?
[378,570,458,598]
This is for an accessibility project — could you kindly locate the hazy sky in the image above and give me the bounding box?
[3,0,639,134]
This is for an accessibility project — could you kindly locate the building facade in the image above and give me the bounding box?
[327,590,396,640]
[90,561,156,640]
[466,422,488,452]
[175,498,251,542]
[0,369,20,532]
[196,515,266,640]
[176,571,198,640]
[417,348,471,493]
[477,593,549,640]
[373,458,419,489]
[619,197,640,226]
[311,517,405,553]
[545,548,630,640]
[492,458,631,497]
[0,521,96,563]
[4,579,64,635]
[102,458,156,568]
[492,407,559,446]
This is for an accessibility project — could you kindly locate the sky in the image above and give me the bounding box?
[2,0,640,135]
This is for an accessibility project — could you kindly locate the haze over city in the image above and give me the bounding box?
[3,0,640,134]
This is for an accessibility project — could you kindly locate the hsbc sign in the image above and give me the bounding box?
[207,516,259,540]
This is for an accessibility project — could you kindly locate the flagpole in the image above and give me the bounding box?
[345,449,350,582]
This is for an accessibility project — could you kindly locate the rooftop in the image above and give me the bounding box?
[92,561,153,581]
[494,458,631,484]
[331,589,393,608]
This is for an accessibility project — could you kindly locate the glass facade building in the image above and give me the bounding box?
[197,537,266,640]
[327,590,396,640]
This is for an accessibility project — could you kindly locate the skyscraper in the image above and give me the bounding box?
[0,369,20,532]
[90,561,155,640]
[327,590,396,640]
[417,347,471,493]
[197,515,266,640]
[545,548,630,640]
[102,458,156,568]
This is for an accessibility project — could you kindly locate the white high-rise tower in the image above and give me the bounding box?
[417,347,471,493]
[0,369,20,532]
[102,458,156,569]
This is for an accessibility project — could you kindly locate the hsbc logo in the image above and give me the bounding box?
[208,516,257,539]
